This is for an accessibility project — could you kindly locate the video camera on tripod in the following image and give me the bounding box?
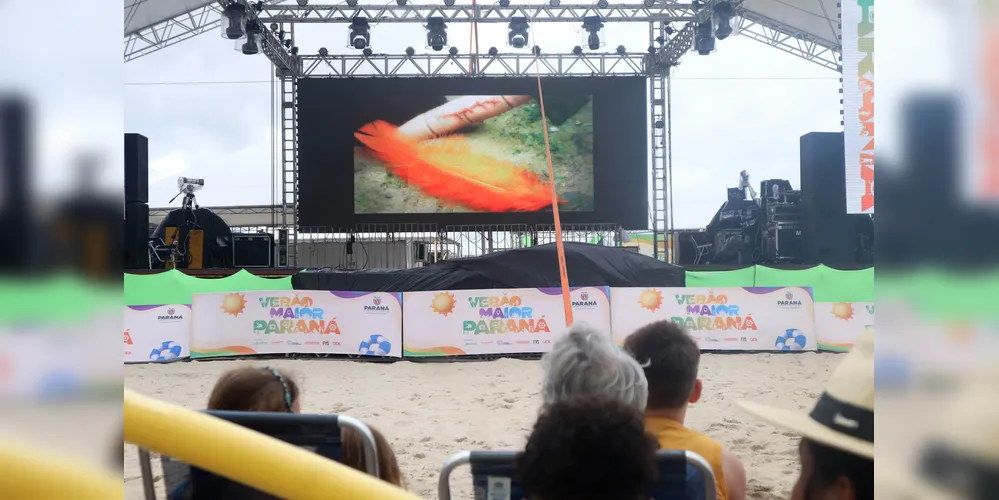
[148,177,233,270]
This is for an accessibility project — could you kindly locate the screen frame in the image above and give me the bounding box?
[296,76,649,230]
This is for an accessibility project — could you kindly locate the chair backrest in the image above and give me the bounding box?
[439,449,717,500]
[138,411,378,500]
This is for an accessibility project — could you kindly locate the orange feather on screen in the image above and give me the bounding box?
[355,120,560,212]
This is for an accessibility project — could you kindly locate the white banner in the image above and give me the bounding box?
[610,287,817,351]
[842,0,875,214]
[124,305,192,363]
[191,291,403,359]
[402,287,612,357]
[815,302,874,352]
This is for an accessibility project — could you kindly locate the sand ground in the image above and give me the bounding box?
[123,353,843,500]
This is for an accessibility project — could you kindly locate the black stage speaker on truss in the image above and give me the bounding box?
[125,134,149,204]
[799,132,860,266]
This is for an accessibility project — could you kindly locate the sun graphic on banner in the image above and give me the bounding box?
[430,292,457,316]
[831,302,855,321]
[221,293,248,317]
[638,289,664,312]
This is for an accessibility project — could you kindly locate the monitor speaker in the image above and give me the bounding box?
[234,234,273,268]
[124,201,149,269]
[125,133,149,204]
[799,132,858,266]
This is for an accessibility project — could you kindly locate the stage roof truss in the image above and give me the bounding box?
[125,3,222,62]
[736,11,840,71]
[258,3,696,23]
[299,51,649,77]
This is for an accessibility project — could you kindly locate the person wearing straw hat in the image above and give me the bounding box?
[739,329,874,500]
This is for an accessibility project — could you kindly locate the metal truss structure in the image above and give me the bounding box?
[127,0,843,265]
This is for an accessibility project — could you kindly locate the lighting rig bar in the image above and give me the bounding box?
[220,0,302,76]
[299,51,649,77]
[260,3,696,24]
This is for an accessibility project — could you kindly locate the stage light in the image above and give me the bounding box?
[319,47,329,56]
[241,20,262,54]
[664,24,676,35]
[615,44,626,55]
[549,0,560,6]
[270,22,279,31]
[532,45,541,56]
[346,0,358,5]
[406,46,416,56]
[488,46,499,56]
[507,17,529,49]
[499,0,511,7]
[363,47,373,57]
[444,0,456,5]
[647,45,655,54]
[349,17,370,50]
[296,0,308,5]
[642,0,654,6]
[220,3,246,40]
[572,45,582,55]
[581,16,604,50]
[713,1,738,39]
[448,46,458,56]
[597,0,609,7]
[396,0,407,5]
[426,17,448,51]
[291,46,299,55]
[693,20,715,54]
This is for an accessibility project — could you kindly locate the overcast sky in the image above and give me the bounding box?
[123,7,844,229]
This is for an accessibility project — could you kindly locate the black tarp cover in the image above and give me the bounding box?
[292,243,686,292]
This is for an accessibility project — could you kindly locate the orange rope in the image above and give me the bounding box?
[534,56,574,326]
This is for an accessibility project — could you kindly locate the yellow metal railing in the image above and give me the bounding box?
[124,389,421,500]
[0,435,120,499]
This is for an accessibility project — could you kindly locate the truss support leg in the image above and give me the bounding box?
[280,75,298,267]
[650,23,669,261]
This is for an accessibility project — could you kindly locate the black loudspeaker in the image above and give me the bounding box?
[234,234,273,267]
[124,201,150,269]
[124,133,149,203]
[799,132,858,266]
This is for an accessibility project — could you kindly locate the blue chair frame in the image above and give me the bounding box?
[438,449,717,500]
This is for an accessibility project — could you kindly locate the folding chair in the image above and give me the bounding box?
[438,449,717,500]
[136,411,379,500]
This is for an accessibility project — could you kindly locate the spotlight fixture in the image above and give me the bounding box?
[615,44,626,55]
[346,0,358,5]
[507,17,529,49]
[693,19,715,54]
[291,46,299,56]
[396,0,407,5]
[581,15,604,51]
[597,0,609,7]
[549,0,560,6]
[348,17,370,50]
[363,47,373,57]
[572,45,583,55]
[499,0,511,7]
[270,22,279,31]
[448,46,458,56]
[318,47,329,56]
[445,0,456,5]
[241,20,262,55]
[488,46,499,56]
[664,25,676,35]
[532,45,541,56]
[712,1,735,39]
[284,39,293,48]
[642,0,654,6]
[405,46,415,56]
[647,45,655,54]
[296,0,308,5]
[425,17,448,51]
[220,3,247,40]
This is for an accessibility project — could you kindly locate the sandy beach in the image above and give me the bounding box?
[124,352,843,500]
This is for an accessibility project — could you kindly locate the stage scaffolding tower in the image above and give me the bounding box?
[237,0,733,264]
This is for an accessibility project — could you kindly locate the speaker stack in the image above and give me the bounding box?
[799,132,863,266]
[124,133,150,269]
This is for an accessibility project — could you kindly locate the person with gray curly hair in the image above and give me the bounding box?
[541,322,649,411]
